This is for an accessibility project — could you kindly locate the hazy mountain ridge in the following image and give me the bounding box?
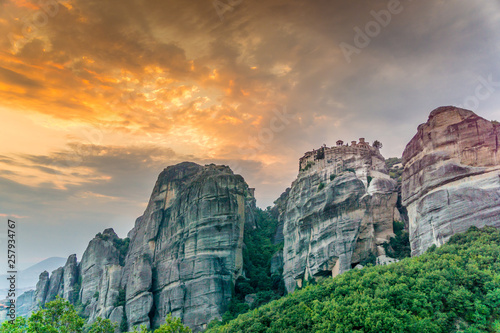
[0,257,66,299]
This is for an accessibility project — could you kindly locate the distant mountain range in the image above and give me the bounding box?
[0,257,67,300]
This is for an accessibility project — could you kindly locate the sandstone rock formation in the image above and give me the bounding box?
[24,162,256,332]
[26,230,124,322]
[45,267,64,302]
[402,106,500,256]
[62,254,78,302]
[79,228,123,323]
[121,162,255,331]
[34,271,50,307]
[279,141,400,292]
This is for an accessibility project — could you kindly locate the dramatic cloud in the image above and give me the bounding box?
[0,0,499,266]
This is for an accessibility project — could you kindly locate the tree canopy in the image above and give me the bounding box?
[1,297,191,333]
[206,226,500,333]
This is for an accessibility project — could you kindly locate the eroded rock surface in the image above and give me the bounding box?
[62,254,78,302]
[402,106,500,256]
[45,267,64,302]
[34,271,50,307]
[280,142,399,292]
[79,228,123,322]
[122,162,254,331]
[21,162,255,332]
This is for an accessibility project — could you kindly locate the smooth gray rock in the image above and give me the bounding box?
[402,106,500,256]
[126,292,153,329]
[270,251,284,275]
[270,188,290,244]
[34,271,50,308]
[90,263,123,322]
[79,229,122,322]
[109,306,124,333]
[109,306,124,322]
[45,267,64,302]
[63,254,78,302]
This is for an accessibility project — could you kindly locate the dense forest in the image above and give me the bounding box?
[206,226,500,333]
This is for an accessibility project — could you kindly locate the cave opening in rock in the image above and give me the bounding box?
[313,270,332,278]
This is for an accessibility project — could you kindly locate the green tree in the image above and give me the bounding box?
[153,314,191,333]
[29,297,85,333]
[130,325,149,333]
[373,140,383,149]
[206,227,500,333]
[87,317,117,333]
[1,297,85,333]
[0,316,28,333]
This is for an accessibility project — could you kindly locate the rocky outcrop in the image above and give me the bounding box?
[121,162,254,331]
[27,230,122,320]
[28,261,79,314]
[27,230,124,322]
[34,271,50,307]
[279,142,399,292]
[62,254,78,302]
[21,162,255,332]
[402,106,500,256]
[45,267,64,302]
[79,228,123,322]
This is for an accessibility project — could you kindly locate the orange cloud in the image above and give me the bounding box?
[11,0,40,10]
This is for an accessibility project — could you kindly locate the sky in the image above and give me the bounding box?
[1,0,500,268]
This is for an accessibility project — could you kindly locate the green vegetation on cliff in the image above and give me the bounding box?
[384,221,411,260]
[206,226,500,333]
[386,157,403,182]
[214,208,285,326]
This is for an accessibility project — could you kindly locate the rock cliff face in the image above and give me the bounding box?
[34,271,50,307]
[79,228,123,323]
[26,230,123,322]
[25,162,255,332]
[402,106,500,256]
[121,162,255,331]
[62,255,78,302]
[279,142,400,292]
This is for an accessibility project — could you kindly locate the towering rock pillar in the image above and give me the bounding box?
[120,162,255,332]
[280,142,399,293]
[402,106,500,256]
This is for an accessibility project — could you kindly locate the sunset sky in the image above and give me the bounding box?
[1,0,500,268]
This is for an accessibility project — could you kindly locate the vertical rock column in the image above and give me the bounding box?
[120,162,255,332]
[402,106,500,256]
